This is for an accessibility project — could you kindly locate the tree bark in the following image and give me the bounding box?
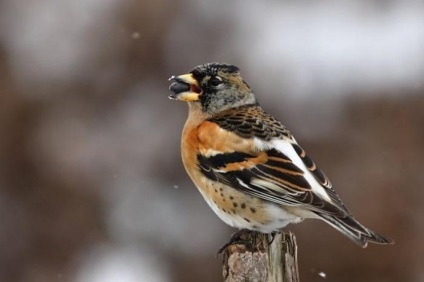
[222,231,299,282]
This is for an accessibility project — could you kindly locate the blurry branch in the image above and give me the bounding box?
[222,231,299,282]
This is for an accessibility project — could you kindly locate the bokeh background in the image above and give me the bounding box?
[1,0,423,281]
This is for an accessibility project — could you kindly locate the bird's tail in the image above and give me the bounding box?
[318,213,394,248]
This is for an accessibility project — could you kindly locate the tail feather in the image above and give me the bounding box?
[318,213,394,248]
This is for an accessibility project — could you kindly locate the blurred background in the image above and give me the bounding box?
[0,0,423,281]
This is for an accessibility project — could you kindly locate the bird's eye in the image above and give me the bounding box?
[209,76,222,87]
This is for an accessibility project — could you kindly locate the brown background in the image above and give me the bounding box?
[0,0,423,281]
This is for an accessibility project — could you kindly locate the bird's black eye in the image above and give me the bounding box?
[209,76,222,87]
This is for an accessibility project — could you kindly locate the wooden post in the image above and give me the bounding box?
[222,231,299,282]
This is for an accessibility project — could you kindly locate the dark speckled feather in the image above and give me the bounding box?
[209,105,292,141]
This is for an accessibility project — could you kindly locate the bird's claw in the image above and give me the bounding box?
[216,229,250,256]
[216,229,263,256]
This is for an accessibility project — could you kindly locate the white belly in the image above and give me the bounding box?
[202,193,303,233]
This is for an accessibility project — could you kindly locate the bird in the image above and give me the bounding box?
[168,62,393,248]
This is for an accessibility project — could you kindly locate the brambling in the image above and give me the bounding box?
[168,62,393,248]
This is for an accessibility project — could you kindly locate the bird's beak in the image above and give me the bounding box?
[168,73,202,101]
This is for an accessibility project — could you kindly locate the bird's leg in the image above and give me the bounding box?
[268,231,277,245]
[216,229,251,255]
[250,230,262,251]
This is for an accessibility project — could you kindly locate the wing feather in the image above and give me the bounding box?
[197,148,345,216]
[291,143,349,212]
[197,106,349,216]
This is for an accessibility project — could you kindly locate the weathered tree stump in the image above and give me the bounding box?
[222,231,299,282]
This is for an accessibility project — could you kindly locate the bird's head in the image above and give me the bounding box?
[169,63,258,115]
